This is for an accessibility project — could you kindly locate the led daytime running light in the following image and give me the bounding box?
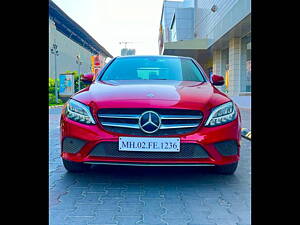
[65,99,96,125]
[205,102,237,127]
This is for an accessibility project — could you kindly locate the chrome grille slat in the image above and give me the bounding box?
[101,122,140,129]
[98,108,203,136]
[98,114,140,119]
[160,115,203,120]
[160,123,200,129]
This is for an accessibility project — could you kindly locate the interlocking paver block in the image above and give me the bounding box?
[64,216,95,225]
[68,204,101,216]
[119,194,143,204]
[115,215,143,225]
[228,202,251,224]
[90,210,118,224]
[197,190,221,198]
[161,189,181,199]
[141,193,163,199]
[124,183,144,194]
[162,217,191,225]
[88,183,108,192]
[208,208,239,223]
[186,208,212,224]
[58,194,85,207]
[211,218,240,225]
[67,187,88,198]
[141,199,165,215]
[141,186,163,199]
[162,208,191,220]
[76,192,104,204]
[118,203,143,216]
[49,190,65,207]
[49,108,251,225]
[188,224,215,225]
[96,199,121,211]
[105,182,127,190]
[140,214,167,225]
[183,199,205,208]
[51,178,77,191]
[161,199,185,208]
[102,189,124,199]
[49,209,73,225]
[51,194,78,210]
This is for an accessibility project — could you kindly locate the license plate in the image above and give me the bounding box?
[119,137,180,152]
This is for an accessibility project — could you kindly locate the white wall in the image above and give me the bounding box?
[49,19,95,79]
[194,0,251,47]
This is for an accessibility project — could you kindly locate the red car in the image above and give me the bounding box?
[60,55,241,174]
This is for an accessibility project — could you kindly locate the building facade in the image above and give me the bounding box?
[159,0,251,97]
[49,1,113,79]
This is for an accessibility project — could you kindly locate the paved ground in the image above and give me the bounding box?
[49,108,251,225]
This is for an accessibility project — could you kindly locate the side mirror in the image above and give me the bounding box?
[211,74,224,86]
[81,73,95,84]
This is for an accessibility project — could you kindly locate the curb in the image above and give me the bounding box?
[241,128,251,140]
[49,105,63,109]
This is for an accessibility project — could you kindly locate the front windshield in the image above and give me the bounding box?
[100,57,206,82]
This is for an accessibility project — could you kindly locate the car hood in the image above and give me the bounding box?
[72,80,231,111]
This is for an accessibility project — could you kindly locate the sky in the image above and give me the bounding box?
[52,0,167,58]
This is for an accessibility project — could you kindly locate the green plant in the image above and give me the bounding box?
[49,70,89,105]
[49,93,63,104]
[70,70,89,92]
[49,77,57,93]
[49,77,63,104]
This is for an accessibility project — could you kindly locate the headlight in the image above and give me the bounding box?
[65,99,96,125]
[205,101,237,127]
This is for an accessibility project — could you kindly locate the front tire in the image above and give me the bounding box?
[214,162,238,174]
[62,159,91,172]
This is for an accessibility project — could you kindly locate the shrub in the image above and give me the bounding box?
[49,77,63,104]
[49,71,89,105]
[72,71,89,93]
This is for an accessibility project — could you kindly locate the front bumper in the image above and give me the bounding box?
[60,114,241,166]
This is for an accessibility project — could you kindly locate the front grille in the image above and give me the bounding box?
[98,108,203,136]
[89,142,209,159]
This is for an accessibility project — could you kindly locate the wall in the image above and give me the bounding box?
[172,8,194,41]
[182,0,194,8]
[194,0,251,47]
[49,19,95,79]
[162,0,184,42]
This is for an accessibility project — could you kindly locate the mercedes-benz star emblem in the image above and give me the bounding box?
[139,111,161,134]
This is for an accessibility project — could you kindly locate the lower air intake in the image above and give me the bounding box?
[89,142,209,159]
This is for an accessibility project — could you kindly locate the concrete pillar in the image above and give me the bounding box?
[228,38,241,97]
[213,50,222,75]
[212,49,223,91]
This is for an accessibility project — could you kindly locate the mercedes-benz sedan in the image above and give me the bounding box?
[60,55,241,174]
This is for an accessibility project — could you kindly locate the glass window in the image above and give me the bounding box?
[100,56,206,82]
[240,34,251,92]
